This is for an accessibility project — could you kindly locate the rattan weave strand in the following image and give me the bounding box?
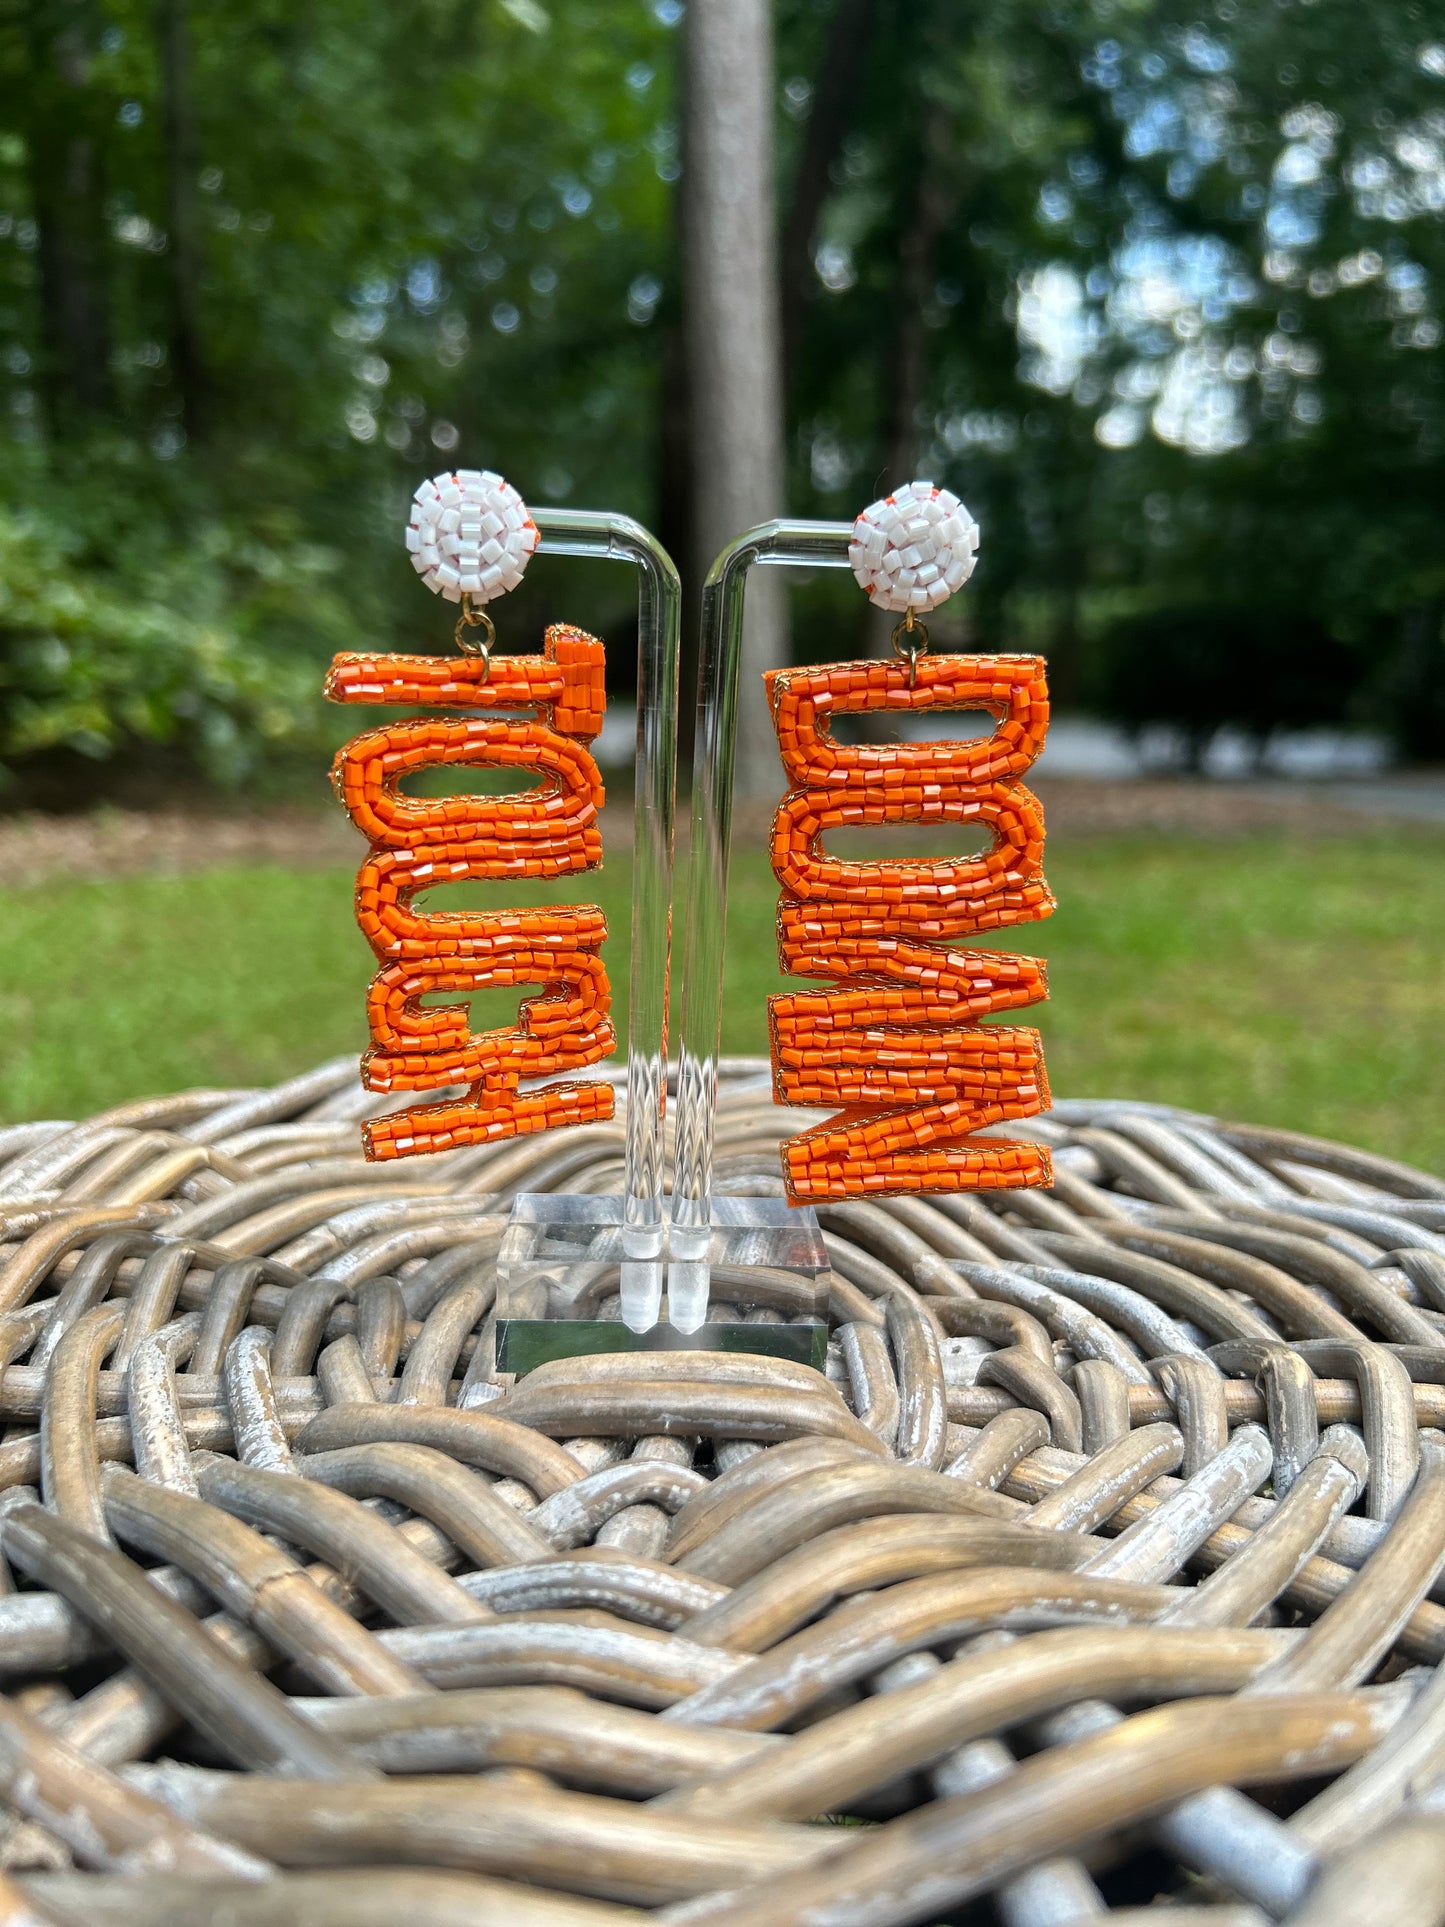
[2,1057,1445,1925]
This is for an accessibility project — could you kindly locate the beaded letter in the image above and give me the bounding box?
[764,652,1053,1201]
[327,626,615,1160]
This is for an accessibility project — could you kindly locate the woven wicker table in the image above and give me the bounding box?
[2,1057,1444,1926]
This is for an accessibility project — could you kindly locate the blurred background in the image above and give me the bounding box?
[0,0,1441,1165]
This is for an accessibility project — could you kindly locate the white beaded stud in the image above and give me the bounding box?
[405,469,540,605]
[849,479,980,614]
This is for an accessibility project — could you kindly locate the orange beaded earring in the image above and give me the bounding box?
[764,482,1054,1202]
[326,470,615,1161]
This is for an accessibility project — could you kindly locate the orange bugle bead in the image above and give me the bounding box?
[763,652,1055,1203]
[326,624,615,1160]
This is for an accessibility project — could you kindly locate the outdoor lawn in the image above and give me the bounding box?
[2,823,1441,1175]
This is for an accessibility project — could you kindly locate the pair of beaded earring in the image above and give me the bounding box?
[763,480,1055,1202]
[325,467,1052,1209]
[326,470,616,1161]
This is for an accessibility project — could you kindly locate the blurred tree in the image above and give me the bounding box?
[154,0,205,439]
[0,0,678,794]
[1086,606,1358,769]
[19,0,116,426]
[0,0,1441,795]
[776,0,1445,753]
[684,0,787,798]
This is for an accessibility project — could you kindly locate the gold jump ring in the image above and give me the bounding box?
[454,594,496,679]
[889,607,930,689]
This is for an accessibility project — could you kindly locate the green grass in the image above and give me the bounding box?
[2,829,1441,1173]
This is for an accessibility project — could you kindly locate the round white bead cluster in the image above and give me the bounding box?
[849,480,980,614]
[405,469,539,603]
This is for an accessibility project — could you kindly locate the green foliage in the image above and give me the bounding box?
[778,0,1445,744]
[1083,606,1359,765]
[0,0,1442,775]
[0,447,343,784]
[0,0,674,793]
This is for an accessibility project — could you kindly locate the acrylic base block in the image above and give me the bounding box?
[495,1192,829,1372]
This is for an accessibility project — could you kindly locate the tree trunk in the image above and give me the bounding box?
[157,0,207,441]
[881,101,953,491]
[780,0,878,383]
[865,100,954,658]
[657,49,697,758]
[25,5,114,429]
[683,0,788,802]
[658,305,699,757]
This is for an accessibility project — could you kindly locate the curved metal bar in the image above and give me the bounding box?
[670,519,854,1258]
[530,510,680,1244]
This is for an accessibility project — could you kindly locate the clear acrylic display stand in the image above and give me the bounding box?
[495,509,679,1369]
[498,515,859,1371]
[666,520,863,1337]
[496,1187,830,1373]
